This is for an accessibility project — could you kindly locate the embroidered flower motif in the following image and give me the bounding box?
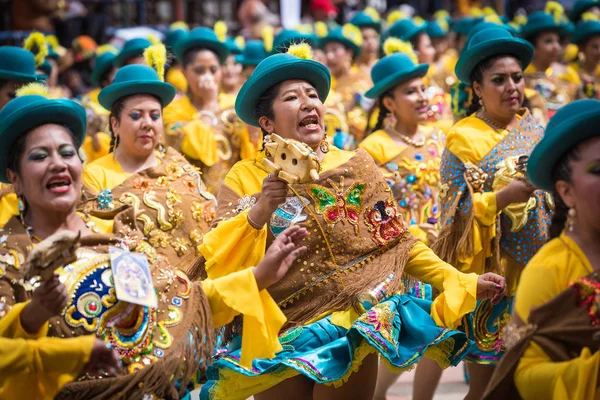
[464,162,488,192]
[166,162,184,179]
[364,303,394,344]
[148,229,169,248]
[97,189,115,210]
[235,195,257,213]
[170,238,189,256]
[191,202,204,222]
[132,177,151,192]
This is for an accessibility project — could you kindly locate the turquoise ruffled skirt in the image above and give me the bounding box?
[200,293,473,399]
[461,297,514,364]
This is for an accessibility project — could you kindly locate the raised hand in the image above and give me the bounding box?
[20,275,69,334]
[253,225,308,290]
[476,272,507,304]
[247,174,289,228]
[80,339,121,377]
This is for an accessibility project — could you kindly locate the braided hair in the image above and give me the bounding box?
[368,89,393,135]
[108,97,126,153]
[254,82,282,150]
[549,145,581,238]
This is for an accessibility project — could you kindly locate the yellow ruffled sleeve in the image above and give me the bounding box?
[180,120,220,167]
[0,302,50,340]
[200,209,268,279]
[0,334,95,400]
[405,241,478,329]
[0,191,18,228]
[202,268,286,367]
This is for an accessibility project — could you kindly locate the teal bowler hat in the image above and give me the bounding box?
[571,19,600,44]
[528,99,600,191]
[235,40,267,66]
[39,60,53,76]
[521,11,565,40]
[272,29,317,54]
[174,27,229,64]
[91,49,118,86]
[98,65,176,110]
[319,27,362,56]
[225,37,243,55]
[388,19,426,41]
[350,11,382,33]
[426,20,448,38]
[570,0,600,22]
[165,28,188,50]
[453,17,478,36]
[114,37,152,67]
[0,46,45,82]
[235,53,331,127]
[365,53,428,99]
[456,27,533,84]
[0,95,86,182]
[46,45,59,60]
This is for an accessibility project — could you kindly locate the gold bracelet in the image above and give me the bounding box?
[247,212,264,230]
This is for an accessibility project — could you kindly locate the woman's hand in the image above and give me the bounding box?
[476,272,507,304]
[253,225,308,290]
[197,74,220,113]
[20,275,68,334]
[247,174,289,228]
[496,179,536,210]
[80,339,121,377]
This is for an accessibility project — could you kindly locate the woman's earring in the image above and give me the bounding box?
[567,207,576,232]
[319,140,330,154]
[479,98,485,112]
[17,196,26,224]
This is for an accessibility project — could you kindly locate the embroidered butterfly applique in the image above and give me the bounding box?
[306,177,366,233]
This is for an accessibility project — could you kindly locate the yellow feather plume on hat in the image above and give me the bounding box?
[16,82,49,98]
[363,7,380,22]
[433,10,450,20]
[144,44,167,81]
[170,21,189,31]
[235,35,246,50]
[46,35,60,52]
[413,16,425,27]
[214,20,227,42]
[386,10,407,26]
[470,7,483,17]
[96,44,118,56]
[296,24,314,34]
[23,32,48,67]
[262,25,274,53]
[315,21,328,38]
[437,18,450,33]
[342,23,363,46]
[483,14,503,25]
[147,34,162,46]
[382,37,417,63]
[513,14,528,27]
[287,42,313,60]
[482,6,497,16]
[545,1,565,24]
[582,11,600,21]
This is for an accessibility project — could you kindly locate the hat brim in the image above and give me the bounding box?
[456,37,533,84]
[365,64,429,99]
[91,62,113,87]
[114,47,147,67]
[235,55,262,66]
[356,22,382,33]
[98,81,176,110]
[175,38,229,64]
[0,70,45,82]
[521,23,564,40]
[319,37,362,57]
[235,59,331,127]
[0,101,86,182]
[572,26,600,44]
[528,109,600,191]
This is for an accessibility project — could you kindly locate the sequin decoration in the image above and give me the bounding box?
[278,327,303,352]
[306,177,365,233]
[466,300,511,353]
[270,196,309,237]
[464,163,488,192]
[364,199,407,246]
[97,189,115,210]
[572,275,600,327]
[235,195,257,213]
[360,302,396,345]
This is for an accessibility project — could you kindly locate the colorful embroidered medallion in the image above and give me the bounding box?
[364,199,407,246]
[97,188,115,210]
[306,177,365,232]
[572,276,600,327]
[270,196,309,236]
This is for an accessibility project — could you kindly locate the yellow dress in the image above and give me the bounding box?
[513,234,600,399]
[80,88,111,163]
[524,63,581,118]
[570,62,600,99]
[0,302,94,400]
[0,184,18,228]
[200,147,478,330]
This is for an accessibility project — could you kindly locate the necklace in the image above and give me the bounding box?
[476,111,508,131]
[388,127,426,147]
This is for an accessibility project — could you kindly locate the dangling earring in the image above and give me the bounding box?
[319,140,330,154]
[567,207,576,232]
[17,195,26,225]
[479,98,486,112]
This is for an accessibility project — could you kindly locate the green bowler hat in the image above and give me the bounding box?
[426,20,449,38]
[319,26,362,56]
[91,49,118,86]
[235,52,331,127]
[456,26,533,85]
[0,46,44,82]
[521,11,565,40]
[0,94,86,182]
[365,53,428,99]
[570,0,600,22]
[350,11,382,33]
[114,38,152,67]
[453,17,479,36]
[165,28,188,50]
[98,64,176,110]
[528,99,600,191]
[272,29,317,54]
[388,19,426,41]
[571,19,600,44]
[174,27,229,64]
[235,40,267,66]
[225,37,243,55]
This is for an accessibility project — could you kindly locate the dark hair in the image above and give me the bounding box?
[254,82,282,145]
[466,54,523,115]
[108,97,127,153]
[0,79,8,91]
[368,89,393,135]
[182,47,221,68]
[7,125,81,176]
[548,145,581,238]
[409,33,422,51]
